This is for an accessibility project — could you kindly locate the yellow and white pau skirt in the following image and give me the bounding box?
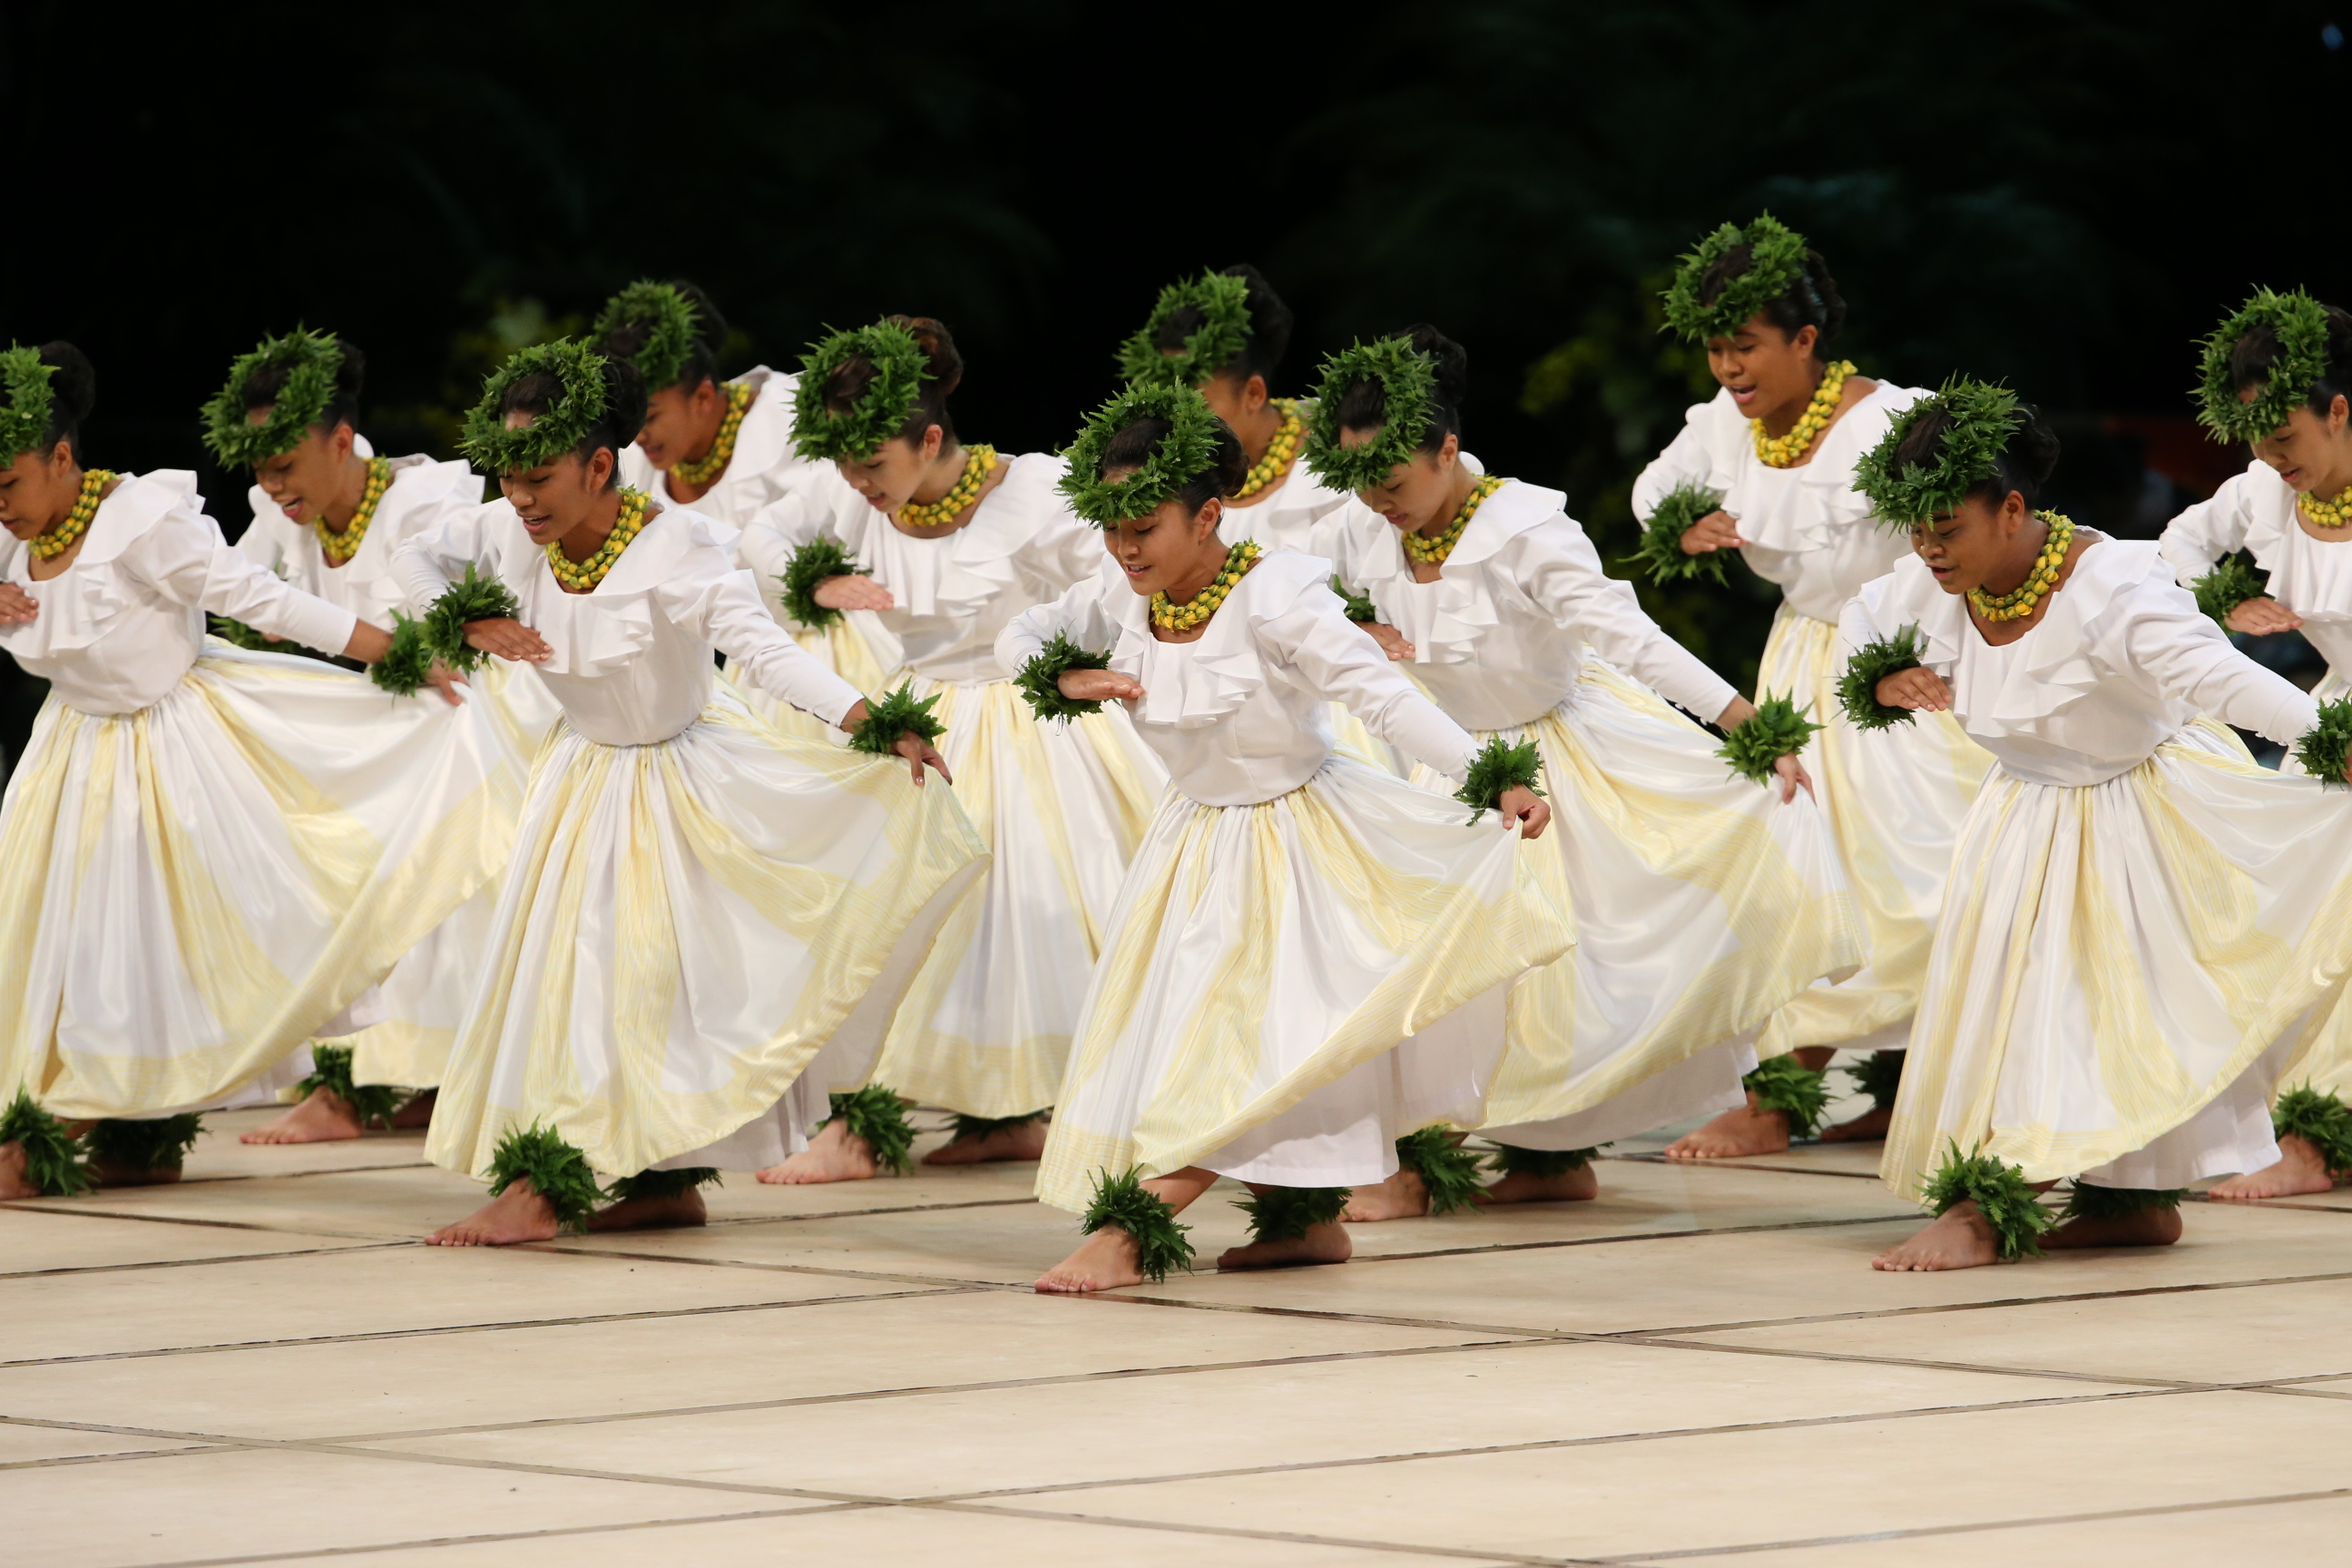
[866,676,1165,1119]
[426,684,988,1182]
[0,647,514,1119]
[1755,605,1995,1056]
[1884,721,2352,1196]
[1034,756,1570,1210]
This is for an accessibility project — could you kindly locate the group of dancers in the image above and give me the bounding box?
[5,212,2352,1289]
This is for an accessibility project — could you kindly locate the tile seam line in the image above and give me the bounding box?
[0,1240,411,1279]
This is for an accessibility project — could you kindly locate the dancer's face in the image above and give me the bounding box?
[0,440,82,538]
[251,419,356,526]
[837,426,946,516]
[1102,489,1226,598]
[634,377,724,472]
[1348,430,1462,534]
[1909,489,2034,595]
[1706,314,1820,421]
[2249,391,2352,495]
[500,441,618,551]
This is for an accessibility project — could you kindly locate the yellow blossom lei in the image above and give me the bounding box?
[315,456,392,567]
[1230,398,1304,504]
[1403,472,1507,566]
[1152,538,1262,632]
[896,446,998,531]
[671,380,753,490]
[29,468,113,561]
[546,485,651,593]
[1752,359,1855,468]
[1967,509,2074,622]
[2299,484,2352,529]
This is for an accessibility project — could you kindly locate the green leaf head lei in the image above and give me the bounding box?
[0,344,57,461]
[1116,270,1253,389]
[592,279,702,392]
[790,320,928,463]
[1854,377,2024,530]
[1661,211,1811,344]
[1057,382,1228,528]
[459,339,611,475]
[200,328,345,468]
[1302,335,1440,493]
[2196,287,2336,445]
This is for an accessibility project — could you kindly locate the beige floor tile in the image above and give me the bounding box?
[0,1286,1492,1442]
[1683,1274,2352,1385]
[0,1243,931,1365]
[1028,1387,2352,1561]
[11,1164,498,1240]
[176,1108,438,1180]
[361,1334,2115,1499]
[0,1205,386,1275]
[0,1444,833,1568]
[0,1418,211,1465]
[1629,1489,2352,1566]
[257,1505,1475,1568]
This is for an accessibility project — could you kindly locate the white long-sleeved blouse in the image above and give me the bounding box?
[2158,458,2352,676]
[995,549,1483,808]
[234,447,480,632]
[740,452,1102,685]
[392,498,861,748]
[1838,539,2320,788]
[1633,383,1925,624]
[616,367,817,527]
[1326,478,1739,730]
[0,471,359,716]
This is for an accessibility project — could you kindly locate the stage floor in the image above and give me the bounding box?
[8,1072,2351,1566]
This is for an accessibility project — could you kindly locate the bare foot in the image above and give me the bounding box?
[240,1088,364,1145]
[755,1120,877,1184]
[2210,1133,2335,1200]
[1819,1104,1894,1143]
[390,1089,437,1130]
[1475,1163,1600,1205]
[2045,1204,2183,1250]
[1342,1168,1428,1221]
[0,1142,34,1200]
[1216,1219,1353,1271]
[426,1177,560,1246]
[89,1160,182,1188]
[587,1187,707,1231]
[1872,1200,2002,1271]
[924,1118,1048,1166]
[1035,1225,1144,1293]
[1664,1095,1790,1160]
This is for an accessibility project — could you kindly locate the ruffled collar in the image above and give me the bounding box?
[1360,477,1559,665]
[2236,460,2352,624]
[506,502,723,677]
[2,471,198,654]
[837,451,1063,620]
[659,366,795,506]
[1723,382,1920,556]
[1103,547,1333,729]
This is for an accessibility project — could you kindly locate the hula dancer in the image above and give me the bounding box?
[0,343,509,1196]
[400,341,986,1246]
[737,316,1166,1177]
[1843,380,2352,1272]
[1310,328,1857,1220]
[1637,214,1992,1158]
[208,328,548,1142]
[1001,386,1563,1293]
[2161,289,2352,1200]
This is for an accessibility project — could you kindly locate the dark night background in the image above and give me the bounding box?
[2,0,2344,764]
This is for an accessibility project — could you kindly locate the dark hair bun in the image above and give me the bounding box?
[1403,324,1468,409]
[603,353,648,446]
[38,341,96,426]
[887,314,963,398]
[2005,403,2062,489]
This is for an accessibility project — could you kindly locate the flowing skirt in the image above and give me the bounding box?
[1034,756,1571,1211]
[425,684,989,1181]
[1755,605,1994,1055]
[864,677,1166,1118]
[0,649,514,1118]
[1883,721,2352,1195]
[1411,658,1859,1147]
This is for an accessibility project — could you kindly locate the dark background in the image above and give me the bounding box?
[3,0,2343,758]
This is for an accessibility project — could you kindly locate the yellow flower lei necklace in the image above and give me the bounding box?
[30,468,114,561]
[671,380,753,490]
[1152,538,1262,632]
[897,446,999,531]
[1967,509,2074,623]
[1752,359,1855,468]
[1230,398,1304,504]
[1403,472,1507,566]
[2299,484,2352,529]
[546,485,651,593]
[316,456,392,567]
